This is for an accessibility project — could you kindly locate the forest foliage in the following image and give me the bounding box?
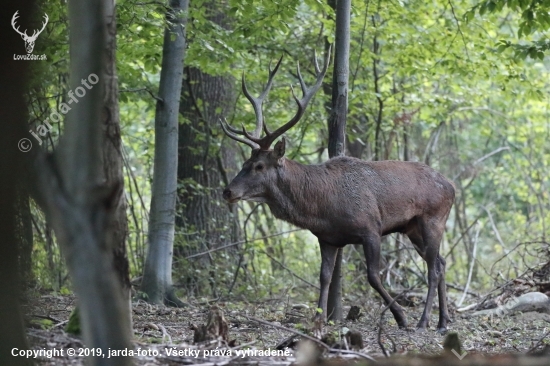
[27,0,550,305]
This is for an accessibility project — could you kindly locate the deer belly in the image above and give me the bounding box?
[312,230,363,246]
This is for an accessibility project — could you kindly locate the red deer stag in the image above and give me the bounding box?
[220,51,455,333]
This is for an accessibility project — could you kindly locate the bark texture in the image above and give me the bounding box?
[177,5,239,296]
[102,0,132,327]
[16,192,34,285]
[141,0,189,306]
[178,70,236,240]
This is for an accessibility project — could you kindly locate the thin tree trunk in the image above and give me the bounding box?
[326,0,351,322]
[372,15,383,161]
[32,0,133,364]
[0,3,35,364]
[141,0,189,306]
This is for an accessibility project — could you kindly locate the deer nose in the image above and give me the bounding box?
[222,188,232,201]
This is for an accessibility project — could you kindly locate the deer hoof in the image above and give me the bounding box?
[415,320,429,332]
[436,327,448,335]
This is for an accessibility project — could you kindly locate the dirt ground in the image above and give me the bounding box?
[20,292,550,365]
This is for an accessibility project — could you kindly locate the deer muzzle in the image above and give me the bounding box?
[222,188,240,203]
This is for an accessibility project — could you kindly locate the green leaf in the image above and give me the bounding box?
[464,9,475,22]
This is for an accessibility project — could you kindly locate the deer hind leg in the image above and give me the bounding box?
[436,254,450,333]
[408,220,446,331]
[362,233,408,329]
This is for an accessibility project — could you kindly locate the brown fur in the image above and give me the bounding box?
[223,140,455,332]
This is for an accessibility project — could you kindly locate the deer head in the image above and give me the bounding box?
[12,11,48,54]
[221,48,331,204]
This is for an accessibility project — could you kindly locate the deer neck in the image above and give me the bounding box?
[265,159,320,228]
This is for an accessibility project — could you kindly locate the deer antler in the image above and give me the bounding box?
[242,56,284,139]
[220,56,284,149]
[255,46,331,150]
[11,11,28,39]
[11,11,48,41]
[221,47,331,151]
[219,118,259,149]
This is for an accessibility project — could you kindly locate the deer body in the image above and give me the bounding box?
[221,50,455,332]
[265,157,454,245]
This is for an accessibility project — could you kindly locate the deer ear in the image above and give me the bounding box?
[273,138,286,159]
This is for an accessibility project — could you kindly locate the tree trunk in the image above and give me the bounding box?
[16,192,34,285]
[63,0,133,337]
[141,0,189,307]
[32,0,133,364]
[326,0,351,322]
[0,3,35,365]
[102,0,132,328]
[177,68,238,294]
[177,4,239,297]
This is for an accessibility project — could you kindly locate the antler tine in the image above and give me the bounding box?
[296,62,307,95]
[11,11,27,37]
[241,55,284,139]
[11,11,18,25]
[39,13,49,33]
[259,55,283,99]
[256,46,332,150]
[224,121,246,135]
[218,118,259,149]
[241,124,261,143]
[262,117,272,136]
[313,49,321,74]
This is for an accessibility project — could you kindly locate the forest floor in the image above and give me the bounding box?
[20,290,550,365]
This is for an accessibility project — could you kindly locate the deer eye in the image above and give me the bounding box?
[255,164,264,171]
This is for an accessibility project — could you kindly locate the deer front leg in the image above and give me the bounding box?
[315,241,339,322]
